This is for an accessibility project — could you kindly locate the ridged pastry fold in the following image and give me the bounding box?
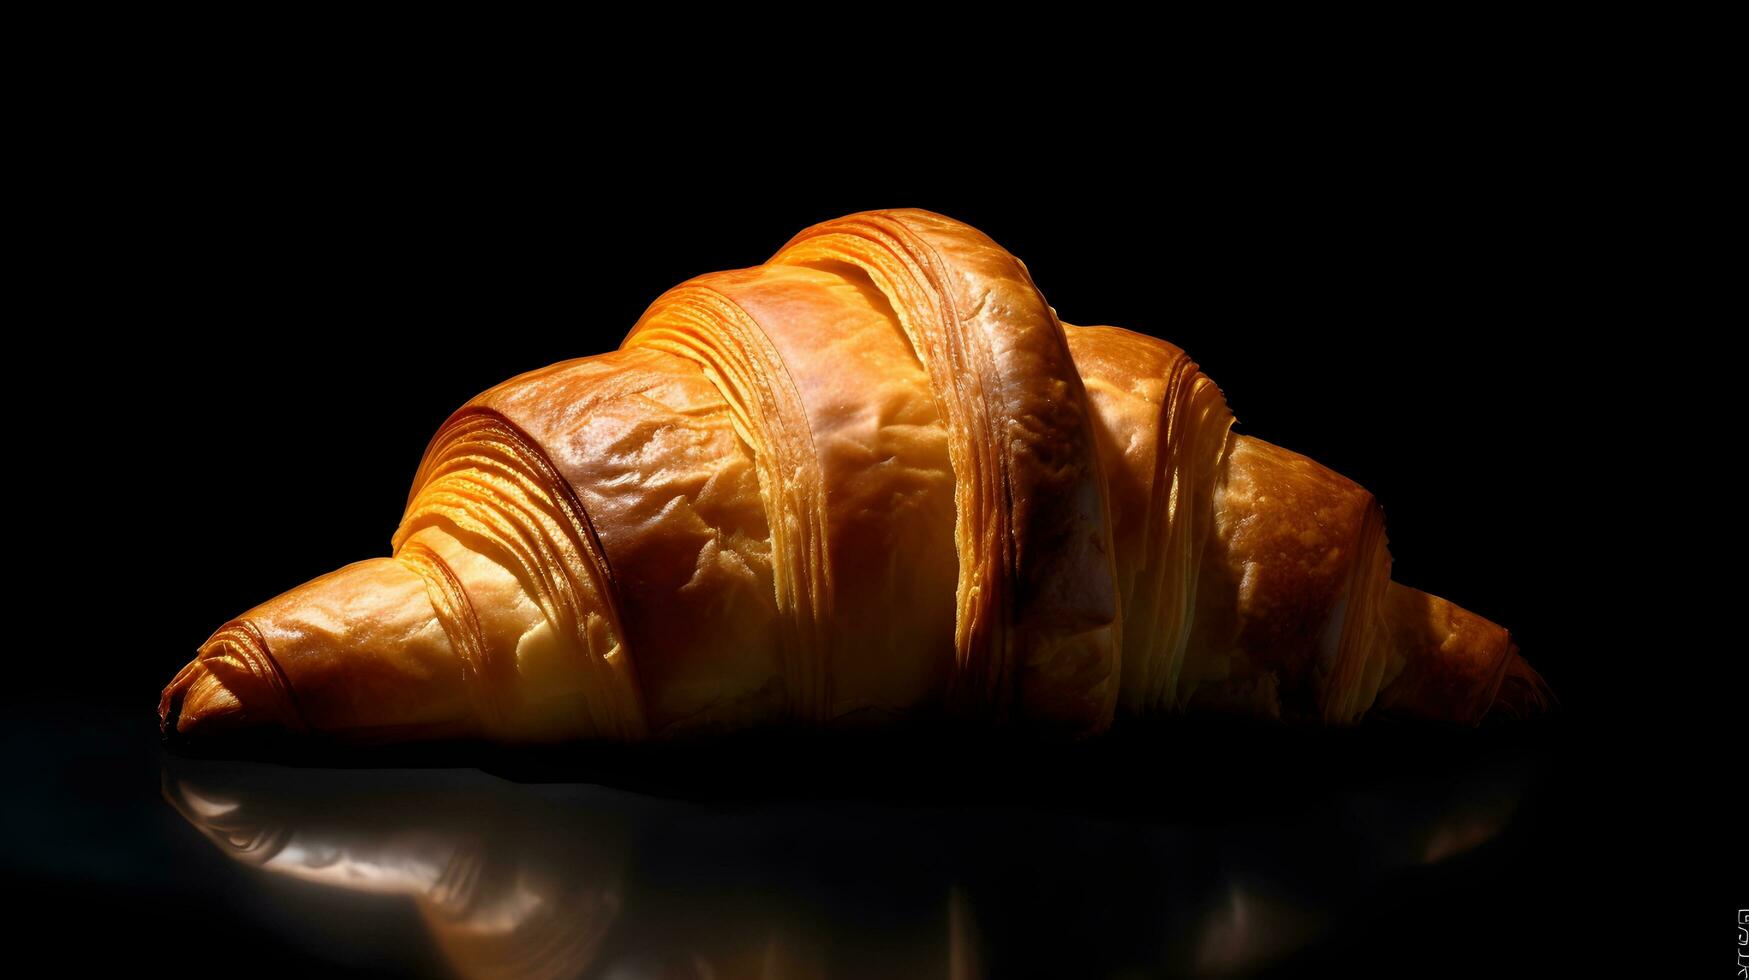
[395,412,644,741]
[1065,324,1234,717]
[771,209,1121,733]
[463,348,784,737]
[624,279,833,724]
[629,264,957,726]
[161,558,479,742]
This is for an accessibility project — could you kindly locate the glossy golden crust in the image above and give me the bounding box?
[1180,435,1392,722]
[395,409,644,740]
[161,557,474,743]
[1065,324,1234,718]
[465,347,784,737]
[633,264,958,726]
[159,209,1545,747]
[772,210,1120,732]
[1374,583,1516,725]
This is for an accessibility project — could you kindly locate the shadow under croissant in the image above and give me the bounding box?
[159,725,1548,979]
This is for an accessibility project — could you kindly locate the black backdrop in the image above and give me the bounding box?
[21,83,1688,976]
[89,143,1612,718]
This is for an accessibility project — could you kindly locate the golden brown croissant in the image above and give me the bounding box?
[159,208,1553,747]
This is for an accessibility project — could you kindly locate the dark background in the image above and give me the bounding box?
[92,123,1617,718]
[14,65,1699,977]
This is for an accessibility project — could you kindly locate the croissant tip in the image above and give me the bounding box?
[1486,646,1559,720]
[157,659,201,743]
[158,658,258,747]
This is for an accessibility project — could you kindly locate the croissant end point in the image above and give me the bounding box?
[158,658,253,744]
[157,659,199,740]
[1487,646,1559,720]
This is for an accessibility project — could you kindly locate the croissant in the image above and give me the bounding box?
[158,208,1553,747]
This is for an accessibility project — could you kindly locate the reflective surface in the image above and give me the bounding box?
[9,704,1589,977]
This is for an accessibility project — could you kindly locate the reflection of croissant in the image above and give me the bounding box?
[160,750,1530,979]
[159,209,1552,746]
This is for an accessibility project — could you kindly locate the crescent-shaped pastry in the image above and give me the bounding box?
[160,208,1553,747]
